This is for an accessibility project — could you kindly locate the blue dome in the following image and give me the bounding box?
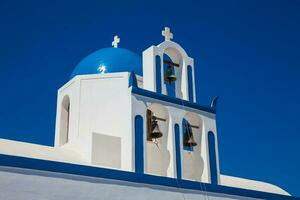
[71,47,142,79]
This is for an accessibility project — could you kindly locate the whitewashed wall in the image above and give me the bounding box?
[0,167,258,200]
[55,73,133,171]
[131,94,218,182]
[142,41,195,102]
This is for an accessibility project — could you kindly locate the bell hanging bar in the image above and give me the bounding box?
[163,60,180,67]
[189,124,200,129]
[152,116,167,122]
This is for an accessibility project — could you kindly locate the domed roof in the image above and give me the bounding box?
[70,47,142,79]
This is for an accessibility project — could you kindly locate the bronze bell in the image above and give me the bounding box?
[150,120,163,139]
[184,125,197,147]
[186,135,197,147]
[164,65,177,83]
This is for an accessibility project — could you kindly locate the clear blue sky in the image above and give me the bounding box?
[0,0,299,196]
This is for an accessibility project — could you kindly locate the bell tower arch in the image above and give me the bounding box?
[59,95,70,146]
[142,27,196,102]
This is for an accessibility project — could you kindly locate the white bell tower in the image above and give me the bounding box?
[142,27,196,102]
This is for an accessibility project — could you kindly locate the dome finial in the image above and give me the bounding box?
[162,27,173,41]
[112,35,120,48]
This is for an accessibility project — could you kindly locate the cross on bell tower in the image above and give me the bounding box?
[162,27,173,41]
[112,35,120,48]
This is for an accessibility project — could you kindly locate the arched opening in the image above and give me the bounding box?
[187,65,194,102]
[182,118,195,151]
[163,48,183,98]
[59,95,70,146]
[182,112,204,181]
[163,54,176,98]
[135,115,144,173]
[146,103,170,176]
[208,131,218,184]
[155,55,162,94]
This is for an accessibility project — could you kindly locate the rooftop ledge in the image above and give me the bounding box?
[131,87,216,114]
[0,154,298,200]
[128,72,216,114]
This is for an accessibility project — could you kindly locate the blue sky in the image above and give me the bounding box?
[0,0,299,196]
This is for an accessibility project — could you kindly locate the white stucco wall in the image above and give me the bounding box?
[220,175,290,196]
[0,138,290,196]
[0,167,260,200]
[146,104,172,177]
[131,94,218,182]
[55,73,133,171]
[181,112,204,182]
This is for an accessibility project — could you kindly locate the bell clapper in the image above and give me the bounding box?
[153,138,160,150]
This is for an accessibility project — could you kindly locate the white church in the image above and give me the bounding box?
[0,27,298,200]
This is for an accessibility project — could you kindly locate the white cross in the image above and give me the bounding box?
[162,27,173,41]
[112,35,120,48]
